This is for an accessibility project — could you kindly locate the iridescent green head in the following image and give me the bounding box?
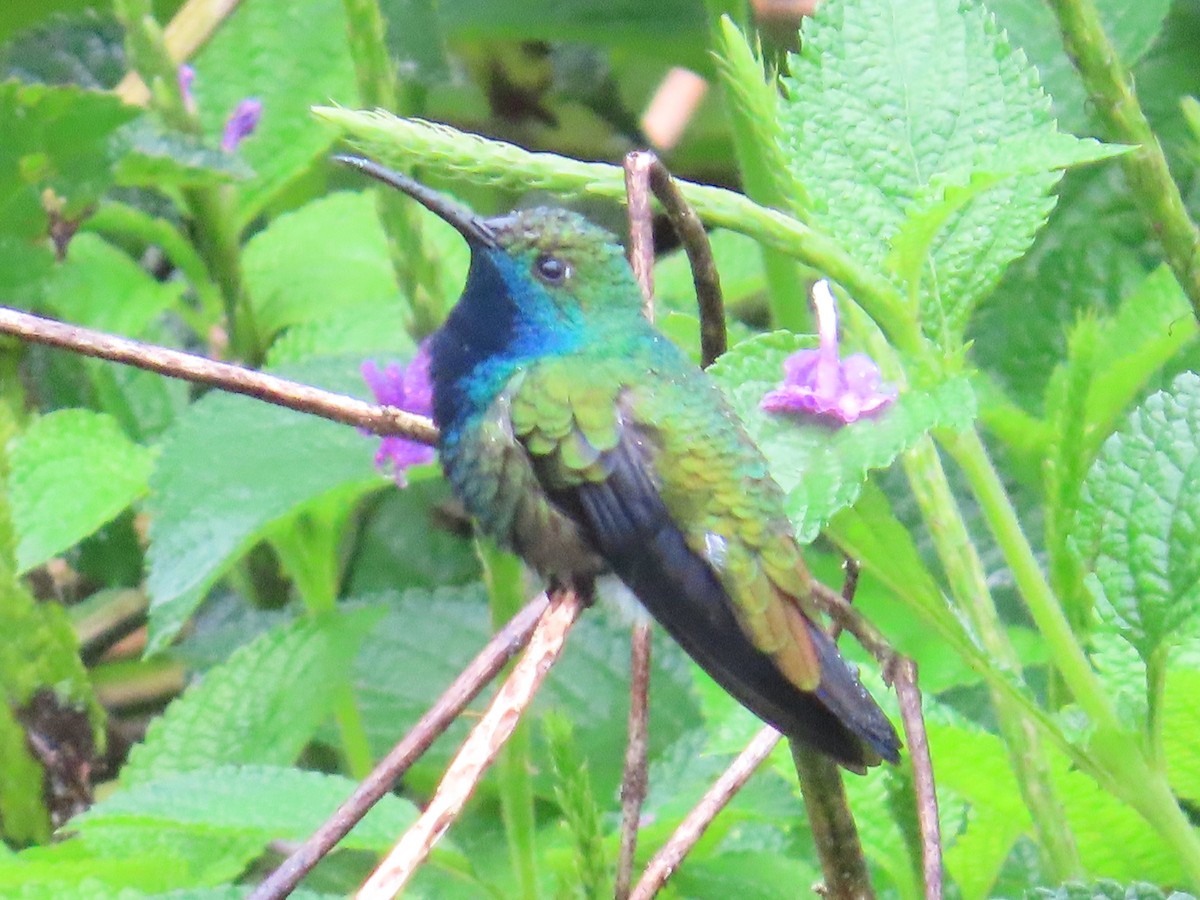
[336,155,642,331]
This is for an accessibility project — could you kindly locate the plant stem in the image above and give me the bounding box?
[791,742,874,900]
[902,436,1083,880]
[1046,0,1200,320]
[480,543,540,900]
[183,184,258,360]
[939,429,1120,735]
[1145,645,1168,773]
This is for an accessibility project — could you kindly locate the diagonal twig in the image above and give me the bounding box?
[890,657,941,900]
[629,726,782,900]
[0,306,437,445]
[356,590,585,899]
[614,621,653,900]
[249,595,549,900]
[811,581,942,900]
[614,150,659,900]
[623,150,727,367]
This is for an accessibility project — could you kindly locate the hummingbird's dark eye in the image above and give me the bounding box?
[533,254,570,286]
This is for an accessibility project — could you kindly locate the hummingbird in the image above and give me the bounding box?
[340,156,901,772]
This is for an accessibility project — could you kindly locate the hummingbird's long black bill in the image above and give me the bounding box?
[334,155,497,248]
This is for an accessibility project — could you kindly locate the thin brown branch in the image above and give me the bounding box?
[791,743,873,900]
[621,151,727,366]
[810,581,896,665]
[645,159,726,367]
[250,595,549,900]
[0,306,438,445]
[811,581,943,900]
[614,622,653,900]
[356,590,584,899]
[889,658,942,900]
[624,151,657,320]
[614,152,659,900]
[629,725,781,900]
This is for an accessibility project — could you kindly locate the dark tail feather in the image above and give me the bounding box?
[808,623,902,765]
[575,482,899,769]
[569,442,901,771]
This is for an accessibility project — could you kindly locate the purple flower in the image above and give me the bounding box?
[362,339,436,486]
[761,281,896,425]
[178,65,196,113]
[220,98,262,152]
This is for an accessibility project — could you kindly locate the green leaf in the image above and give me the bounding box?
[0,79,136,229]
[0,402,101,842]
[709,331,976,541]
[779,0,1068,339]
[1162,667,1200,804]
[42,233,182,335]
[1084,267,1196,446]
[9,409,154,572]
[379,0,450,85]
[988,0,1172,133]
[669,850,818,900]
[653,228,766,317]
[189,0,356,224]
[542,713,608,897]
[885,134,1130,304]
[1029,884,1195,900]
[242,191,402,341]
[112,117,255,189]
[0,11,125,91]
[1075,372,1200,660]
[78,764,417,851]
[342,480,480,595]
[121,610,378,787]
[144,356,383,651]
[265,302,413,367]
[970,167,1150,413]
[0,701,50,844]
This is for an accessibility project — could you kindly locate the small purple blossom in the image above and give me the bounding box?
[363,339,436,486]
[761,281,896,425]
[178,65,196,113]
[220,98,263,152]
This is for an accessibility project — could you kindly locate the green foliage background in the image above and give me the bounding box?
[2,0,1200,896]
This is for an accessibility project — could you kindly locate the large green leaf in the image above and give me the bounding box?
[987,0,1172,134]
[189,0,357,224]
[144,356,383,651]
[241,191,402,341]
[8,408,154,572]
[41,233,182,335]
[709,331,976,541]
[778,0,1090,338]
[1029,885,1195,900]
[121,610,378,787]
[0,79,136,232]
[77,764,417,851]
[969,166,1150,413]
[0,11,124,90]
[0,400,101,843]
[1075,372,1200,660]
[1161,667,1200,805]
[112,118,254,189]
